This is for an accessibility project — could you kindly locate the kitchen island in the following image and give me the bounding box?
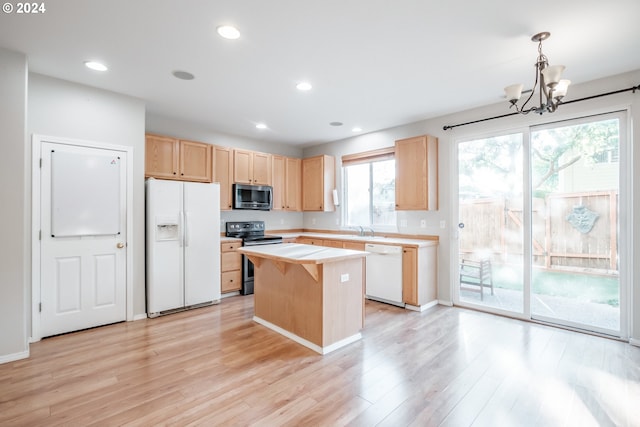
[236,243,368,354]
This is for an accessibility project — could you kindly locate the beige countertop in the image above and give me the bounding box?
[236,243,368,265]
[221,231,438,247]
[279,232,438,247]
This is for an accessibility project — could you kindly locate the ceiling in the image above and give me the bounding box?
[1,0,640,146]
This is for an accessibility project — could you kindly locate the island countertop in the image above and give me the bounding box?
[236,243,369,265]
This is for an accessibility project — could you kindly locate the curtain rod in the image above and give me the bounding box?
[443,84,640,131]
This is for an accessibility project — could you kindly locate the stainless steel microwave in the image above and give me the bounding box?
[233,184,273,210]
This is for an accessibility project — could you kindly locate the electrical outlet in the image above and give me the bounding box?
[440,220,446,229]
[311,218,316,225]
[340,273,349,282]
[420,219,426,228]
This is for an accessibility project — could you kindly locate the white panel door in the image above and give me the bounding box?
[40,142,127,337]
[183,182,220,305]
[146,179,184,313]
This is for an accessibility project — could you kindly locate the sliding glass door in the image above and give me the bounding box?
[530,115,622,333]
[458,134,524,314]
[456,112,626,336]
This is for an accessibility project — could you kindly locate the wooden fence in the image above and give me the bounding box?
[459,191,618,273]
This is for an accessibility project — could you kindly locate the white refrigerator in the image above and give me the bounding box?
[146,179,220,316]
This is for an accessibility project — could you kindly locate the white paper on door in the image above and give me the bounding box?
[51,149,121,237]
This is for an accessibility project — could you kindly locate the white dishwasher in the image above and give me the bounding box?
[365,243,404,307]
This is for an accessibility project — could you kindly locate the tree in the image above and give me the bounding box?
[531,118,619,192]
[458,118,619,197]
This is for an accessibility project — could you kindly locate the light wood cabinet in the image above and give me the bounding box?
[221,241,242,293]
[145,134,212,182]
[395,135,438,210]
[296,237,365,251]
[342,241,365,251]
[322,239,344,248]
[285,157,302,211]
[233,149,272,185]
[272,155,286,210]
[145,134,178,179]
[402,244,437,307]
[302,155,335,212]
[213,146,234,210]
[272,155,301,211]
[402,247,418,306]
[295,237,323,245]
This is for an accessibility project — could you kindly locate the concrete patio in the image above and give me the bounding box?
[460,287,620,331]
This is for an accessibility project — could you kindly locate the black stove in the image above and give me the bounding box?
[225,221,282,243]
[225,221,282,294]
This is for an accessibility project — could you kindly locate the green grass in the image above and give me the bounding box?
[492,265,620,307]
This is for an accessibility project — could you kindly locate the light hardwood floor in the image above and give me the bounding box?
[1,296,639,426]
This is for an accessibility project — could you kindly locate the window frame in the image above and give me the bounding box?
[341,147,397,231]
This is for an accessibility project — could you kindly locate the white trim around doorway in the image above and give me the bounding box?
[30,134,134,342]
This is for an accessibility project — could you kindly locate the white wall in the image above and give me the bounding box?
[304,69,640,342]
[146,113,305,232]
[27,73,147,319]
[0,48,29,362]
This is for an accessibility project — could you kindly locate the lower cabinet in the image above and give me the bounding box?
[221,241,242,293]
[402,244,437,307]
[295,237,323,245]
[295,237,365,251]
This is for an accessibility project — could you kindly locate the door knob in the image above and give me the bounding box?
[117,242,125,249]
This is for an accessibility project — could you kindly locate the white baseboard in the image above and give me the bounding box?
[0,349,29,365]
[438,299,454,307]
[405,300,439,312]
[133,313,148,321]
[630,337,640,347]
[253,316,361,354]
[221,291,240,299]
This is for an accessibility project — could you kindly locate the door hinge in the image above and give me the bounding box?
[39,158,42,168]
[39,302,42,313]
[39,230,41,240]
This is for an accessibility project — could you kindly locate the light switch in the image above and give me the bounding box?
[340,273,349,282]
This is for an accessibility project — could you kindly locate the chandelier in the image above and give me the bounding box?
[504,32,570,115]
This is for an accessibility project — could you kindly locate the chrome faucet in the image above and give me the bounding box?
[358,225,365,236]
[367,227,375,237]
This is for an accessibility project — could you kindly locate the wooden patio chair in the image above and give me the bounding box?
[459,259,494,301]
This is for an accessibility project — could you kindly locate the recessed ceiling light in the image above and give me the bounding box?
[217,25,240,40]
[329,122,343,127]
[352,127,362,132]
[256,123,268,129]
[84,61,108,71]
[172,70,195,80]
[296,82,312,91]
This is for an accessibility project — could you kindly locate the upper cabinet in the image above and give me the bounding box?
[285,157,302,211]
[272,155,301,211]
[233,149,272,185]
[145,134,212,182]
[213,145,234,210]
[302,155,335,212]
[395,135,438,210]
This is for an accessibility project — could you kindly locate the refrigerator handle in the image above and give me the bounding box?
[184,211,189,247]
[179,211,184,247]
